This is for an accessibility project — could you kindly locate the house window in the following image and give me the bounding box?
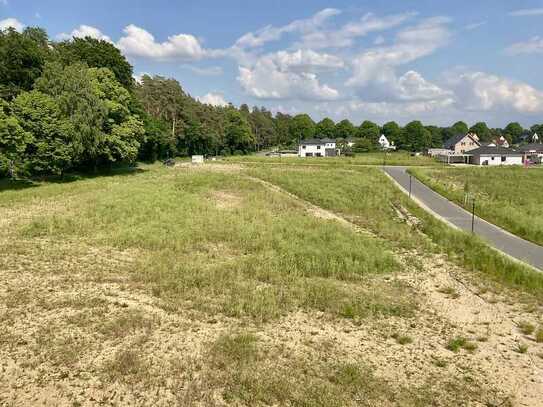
[316,153,322,157]
[317,146,321,150]
[491,157,495,160]
[302,145,306,149]
[501,156,506,162]
[306,153,313,157]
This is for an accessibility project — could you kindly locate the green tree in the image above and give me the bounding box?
[225,109,254,154]
[0,100,32,177]
[402,121,431,151]
[35,62,106,166]
[503,122,523,144]
[0,27,50,100]
[54,37,134,89]
[12,91,76,175]
[274,113,293,146]
[469,122,491,141]
[451,121,469,135]
[358,120,380,142]
[334,119,355,139]
[315,118,336,138]
[290,114,315,142]
[425,125,443,148]
[353,138,376,153]
[382,121,402,146]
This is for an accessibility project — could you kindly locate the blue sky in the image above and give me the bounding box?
[2,0,543,127]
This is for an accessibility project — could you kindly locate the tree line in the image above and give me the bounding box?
[1,26,541,178]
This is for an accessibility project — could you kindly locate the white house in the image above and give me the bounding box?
[378,134,395,150]
[469,146,523,166]
[298,138,338,157]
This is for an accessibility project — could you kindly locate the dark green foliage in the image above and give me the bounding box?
[0,27,50,100]
[315,117,336,138]
[358,120,380,142]
[353,138,377,153]
[504,122,524,144]
[12,91,76,175]
[54,37,134,89]
[469,122,491,141]
[401,121,431,151]
[225,109,255,154]
[382,121,401,146]
[0,100,32,177]
[290,114,315,142]
[334,119,355,139]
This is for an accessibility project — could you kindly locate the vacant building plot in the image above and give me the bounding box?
[410,166,543,246]
[0,163,542,406]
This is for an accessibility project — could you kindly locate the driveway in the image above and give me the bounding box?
[384,166,543,271]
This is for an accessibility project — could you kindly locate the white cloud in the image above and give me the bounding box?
[300,12,416,49]
[237,50,341,101]
[133,72,150,84]
[57,25,112,42]
[181,65,224,76]
[0,18,24,32]
[117,24,211,61]
[346,17,451,103]
[235,8,340,49]
[198,92,229,107]
[505,36,543,55]
[509,8,543,17]
[445,70,543,114]
[272,49,344,73]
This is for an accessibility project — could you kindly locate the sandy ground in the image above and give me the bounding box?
[0,171,542,406]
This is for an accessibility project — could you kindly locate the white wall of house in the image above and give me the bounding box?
[378,135,390,149]
[299,142,336,157]
[474,154,523,166]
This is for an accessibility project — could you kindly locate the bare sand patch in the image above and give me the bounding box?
[209,190,244,210]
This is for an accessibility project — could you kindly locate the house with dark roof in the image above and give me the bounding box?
[469,146,523,166]
[443,132,480,154]
[298,138,338,157]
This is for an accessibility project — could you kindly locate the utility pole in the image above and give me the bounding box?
[471,198,476,234]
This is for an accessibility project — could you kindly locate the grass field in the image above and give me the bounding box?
[410,166,543,246]
[1,162,542,406]
[226,151,441,167]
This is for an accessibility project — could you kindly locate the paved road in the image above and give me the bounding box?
[384,166,543,271]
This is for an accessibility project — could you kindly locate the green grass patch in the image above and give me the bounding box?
[247,165,543,298]
[226,151,440,167]
[409,166,543,246]
[8,165,409,322]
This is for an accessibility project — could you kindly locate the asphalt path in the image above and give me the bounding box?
[384,166,543,271]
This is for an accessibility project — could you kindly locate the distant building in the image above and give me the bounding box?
[378,134,395,150]
[518,143,543,165]
[443,132,480,154]
[298,138,338,157]
[493,136,510,148]
[469,146,523,166]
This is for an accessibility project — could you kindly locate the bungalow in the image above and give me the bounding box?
[518,143,543,165]
[469,146,523,166]
[298,138,338,157]
[444,132,480,154]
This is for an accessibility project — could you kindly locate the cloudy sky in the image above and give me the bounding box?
[2,0,543,126]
